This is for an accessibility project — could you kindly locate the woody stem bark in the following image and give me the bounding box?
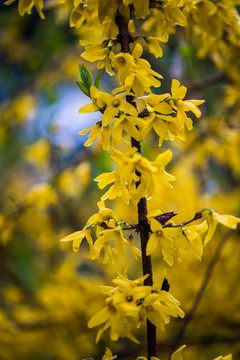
[115,10,157,359]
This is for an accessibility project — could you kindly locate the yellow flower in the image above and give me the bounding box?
[26,183,57,212]
[142,112,186,146]
[80,40,115,75]
[79,87,141,148]
[60,227,96,259]
[112,44,162,96]
[144,93,172,114]
[79,122,102,147]
[97,0,124,23]
[101,93,138,126]
[212,355,232,360]
[137,346,230,360]
[204,209,240,245]
[88,274,147,343]
[94,226,128,257]
[79,86,113,113]
[137,345,186,360]
[141,291,184,331]
[79,87,112,149]
[126,235,141,259]
[112,272,149,290]
[163,0,187,27]
[88,273,183,343]
[141,93,186,145]
[5,0,45,18]
[24,138,50,170]
[88,299,139,343]
[95,148,175,204]
[70,0,85,28]
[111,285,149,320]
[112,114,144,147]
[168,79,205,129]
[123,0,149,19]
[146,218,181,266]
[145,35,169,58]
[89,200,118,224]
[182,221,208,260]
[146,212,208,264]
[79,87,138,123]
[102,347,117,360]
[171,345,186,360]
[60,201,134,262]
[111,53,136,84]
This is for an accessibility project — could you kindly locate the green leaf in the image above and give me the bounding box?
[94,72,102,89]
[76,81,90,97]
[78,63,92,91]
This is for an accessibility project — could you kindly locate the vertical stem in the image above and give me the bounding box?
[137,196,157,359]
[115,10,157,359]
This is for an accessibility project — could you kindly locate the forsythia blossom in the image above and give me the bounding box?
[168,79,205,130]
[112,44,163,96]
[5,0,45,18]
[146,212,208,265]
[141,84,204,145]
[90,345,232,360]
[95,148,175,204]
[88,273,184,343]
[203,209,240,245]
[60,201,141,262]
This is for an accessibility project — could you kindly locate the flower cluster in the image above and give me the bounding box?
[146,211,208,265]
[5,0,45,18]
[88,273,184,343]
[112,44,163,96]
[79,76,204,150]
[137,345,187,360]
[95,148,175,204]
[93,346,232,360]
[203,209,240,246]
[61,201,140,263]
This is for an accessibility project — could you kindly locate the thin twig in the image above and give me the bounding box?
[163,211,202,228]
[169,227,235,356]
[187,72,226,94]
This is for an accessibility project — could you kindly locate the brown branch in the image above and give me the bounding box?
[163,211,202,228]
[98,221,137,231]
[115,10,157,360]
[169,227,235,356]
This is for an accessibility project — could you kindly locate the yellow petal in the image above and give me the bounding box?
[204,217,218,246]
[171,79,187,99]
[183,101,202,117]
[60,230,84,242]
[212,355,232,360]
[146,233,159,255]
[185,231,203,260]
[170,7,187,26]
[132,43,143,59]
[95,172,115,189]
[79,103,99,113]
[102,347,117,360]
[171,345,186,360]
[215,213,240,229]
[88,307,109,328]
[154,149,172,166]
